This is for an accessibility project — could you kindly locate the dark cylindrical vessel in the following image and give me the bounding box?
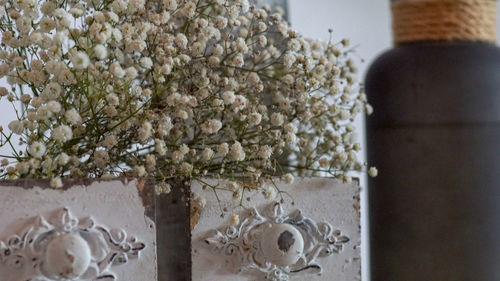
[366,1,500,280]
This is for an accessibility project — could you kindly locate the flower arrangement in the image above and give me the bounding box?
[0,0,375,198]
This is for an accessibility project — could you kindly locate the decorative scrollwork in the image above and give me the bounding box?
[204,202,350,281]
[0,208,145,281]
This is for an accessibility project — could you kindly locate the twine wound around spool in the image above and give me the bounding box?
[392,0,497,43]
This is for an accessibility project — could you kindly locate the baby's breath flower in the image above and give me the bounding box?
[50,177,63,188]
[155,182,172,195]
[94,44,108,60]
[179,162,193,174]
[71,51,90,70]
[270,112,284,126]
[201,148,214,161]
[51,125,73,143]
[8,120,24,135]
[368,167,378,178]
[217,143,229,157]
[201,119,222,135]
[258,145,272,160]
[222,91,236,105]
[0,0,371,199]
[283,173,294,184]
[57,153,70,166]
[65,109,82,125]
[28,141,46,159]
[230,141,245,162]
[262,185,277,200]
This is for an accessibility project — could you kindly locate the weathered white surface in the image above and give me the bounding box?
[0,180,156,281]
[192,178,361,281]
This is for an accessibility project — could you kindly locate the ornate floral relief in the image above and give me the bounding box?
[204,202,350,281]
[0,208,146,281]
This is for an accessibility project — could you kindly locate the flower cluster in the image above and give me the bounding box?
[0,0,373,197]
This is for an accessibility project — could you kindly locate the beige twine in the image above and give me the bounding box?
[392,0,497,43]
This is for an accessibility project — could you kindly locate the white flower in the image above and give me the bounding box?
[174,33,188,49]
[257,145,272,159]
[284,123,297,134]
[249,112,262,126]
[135,165,147,177]
[288,39,301,52]
[155,139,167,156]
[8,120,24,135]
[319,157,329,168]
[368,167,378,178]
[222,91,235,105]
[42,82,62,100]
[365,104,374,115]
[110,63,125,78]
[15,162,29,175]
[157,117,173,137]
[270,112,284,126]
[125,67,138,79]
[51,125,73,143]
[182,1,196,18]
[106,93,120,106]
[172,150,184,163]
[283,53,296,68]
[230,141,245,161]
[283,173,294,184]
[232,95,247,112]
[155,182,172,195]
[47,101,61,113]
[28,141,46,158]
[177,109,189,120]
[94,150,109,168]
[217,143,229,157]
[163,0,178,10]
[201,148,214,161]
[140,57,153,69]
[103,135,117,149]
[231,53,244,67]
[262,185,277,199]
[226,181,240,191]
[138,122,153,142]
[236,0,249,12]
[94,44,108,60]
[215,16,227,29]
[233,38,248,53]
[65,109,82,125]
[29,32,43,44]
[50,177,63,188]
[16,16,31,34]
[179,162,193,174]
[201,119,222,134]
[57,153,70,166]
[71,51,90,70]
[36,106,53,120]
[284,132,296,143]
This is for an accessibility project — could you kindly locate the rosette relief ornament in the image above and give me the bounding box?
[0,208,146,281]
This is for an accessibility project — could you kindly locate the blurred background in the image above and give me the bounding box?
[287,1,500,280]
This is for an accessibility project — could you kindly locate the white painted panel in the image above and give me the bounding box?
[192,178,361,281]
[0,180,156,281]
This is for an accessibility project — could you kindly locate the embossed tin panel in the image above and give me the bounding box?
[0,179,157,281]
[191,178,361,281]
